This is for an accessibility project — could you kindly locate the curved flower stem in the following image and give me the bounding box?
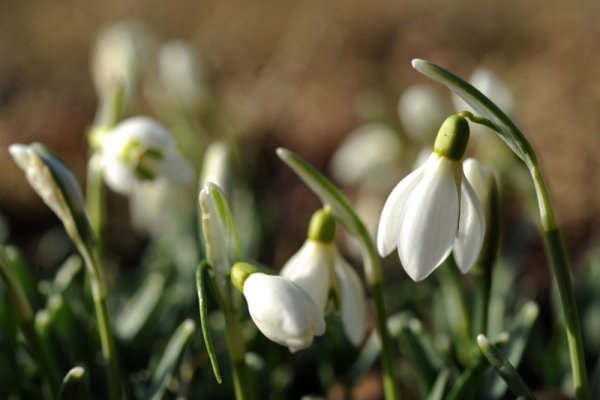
[529,163,588,399]
[276,148,400,400]
[0,245,61,397]
[78,244,121,400]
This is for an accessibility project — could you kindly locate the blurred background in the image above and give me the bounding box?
[1,0,600,398]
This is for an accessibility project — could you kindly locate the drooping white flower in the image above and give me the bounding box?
[280,209,367,346]
[98,116,192,195]
[398,84,452,144]
[377,115,486,281]
[92,20,154,102]
[329,123,402,186]
[157,40,210,110]
[231,263,326,353]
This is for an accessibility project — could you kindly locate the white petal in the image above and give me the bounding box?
[453,175,486,272]
[243,273,325,352]
[280,241,331,312]
[111,117,177,150]
[102,155,137,195]
[335,255,367,346]
[157,153,193,185]
[399,156,459,281]
[376,163,426,256]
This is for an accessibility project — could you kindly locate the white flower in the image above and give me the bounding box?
[281,240,367,346]
[157,41,210,110]
[280,209,367,346]
[329,123,402,186]
[92,20,153,101]
[99,116,192,195]
[242,272,326,352]
[398,84,452,143]
[377,115,486,281]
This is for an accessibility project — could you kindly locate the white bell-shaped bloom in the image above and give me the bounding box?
[329,123,402,186]
[280,210,367,346]
[398,84,452,144]
[242,272,325,352]
[99,117,192,195]
[377,115,486,281]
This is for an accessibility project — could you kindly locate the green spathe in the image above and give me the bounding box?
[307,208,336,243]
[433,115,470,160]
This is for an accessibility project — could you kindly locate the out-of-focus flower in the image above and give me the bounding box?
[377,115,485,281]
[281,209,367,346]
[98,117,192,195]
[91,20,154,103]
[452,67,515,118]
[398,84,452,144]
[329,123,402,186]
[9,143,93,246]
[231,263,325,352]
[157,40,210,110]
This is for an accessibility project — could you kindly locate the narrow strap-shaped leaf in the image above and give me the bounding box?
[477,334,536,400]
[115,272,165,340]
[395,317,439,397]
[146,319,196,400]
[427,369,450,400]
[411,59,535,165]
[59,366,93,400]
[196,261,223,383]
[276,148,362,236]
[484,301,539,399]
[447,334,508,400]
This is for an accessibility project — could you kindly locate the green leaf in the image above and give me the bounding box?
[146,319,196,400]
[115,272,165,340]
[477,334,536,400]
[446,333,509,400]
[483,301,539,399]
[411,59,536,165]
[276,148,363,236]
[59,366,93,400]
[196,261,223,383]
[427,369,450,400]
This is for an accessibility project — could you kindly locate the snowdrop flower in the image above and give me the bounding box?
[329,123,402,186]
[281,209,367,346]
[231,263,325,352]
[92,20,153,102]
[398,84,452,144]
[98,116,192,195]
[377,115,486,281]
[157,40,210,110]
[9,143,93,246]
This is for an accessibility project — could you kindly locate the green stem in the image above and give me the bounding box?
[363,237,401,400]
[222,301,251,400]
[79,246,121,400]
[529,163,588,399]
[86,154,106,252]
[0,246,61,397]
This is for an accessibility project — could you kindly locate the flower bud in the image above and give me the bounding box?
[9,143,94,247]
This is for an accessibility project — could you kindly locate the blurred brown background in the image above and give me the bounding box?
[1,0,599,249]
